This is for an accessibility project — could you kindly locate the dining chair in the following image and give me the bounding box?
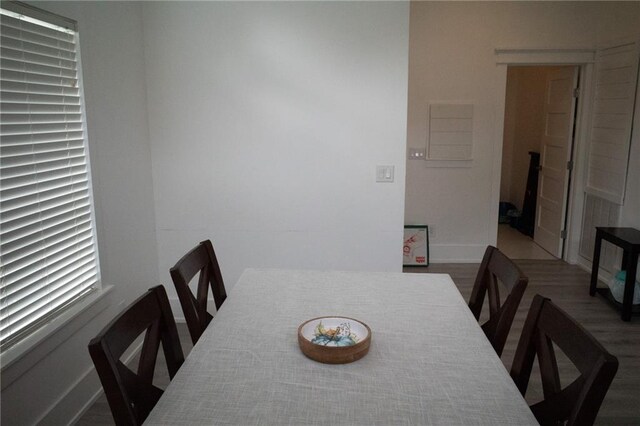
[170,239,227,345]
[468,245,528,356]
[88,285,184,426]
[510,294,618,426]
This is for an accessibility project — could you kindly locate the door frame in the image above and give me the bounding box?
[491,49,596,263]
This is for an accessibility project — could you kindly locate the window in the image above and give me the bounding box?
[0,2,100,351]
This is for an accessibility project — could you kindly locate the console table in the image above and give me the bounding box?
[589,227,640,321]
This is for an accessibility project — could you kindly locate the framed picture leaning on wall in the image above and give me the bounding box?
[403,225,429,267]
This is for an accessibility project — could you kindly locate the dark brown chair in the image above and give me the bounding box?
[468,245,528,356]
[510,294,618,426]
[88,285,184,426]
[170,239,227,345]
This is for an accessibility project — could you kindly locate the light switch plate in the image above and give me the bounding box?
[376,165,394,183]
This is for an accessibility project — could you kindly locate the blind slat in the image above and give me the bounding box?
[1,272,97,338]
[1,195,90,238]
[1,179,89,212]
[1,167,86,196]
[0,146,85,166]
[1,154,87,179]
[0,78,79,96]
[1,28,76,53]
[0,35,75,61]
[1,102,82,114]
[1,57,77,79]
[1,234,93,286]
[1,189,90,223]
[0,113,83,125]
[0,139,84,157]
[0,130,83,146]
[0,226,94,277]
[2,213,92,258]
[2,253,96,310]
[1,162,85,189]
[2,204,91,246]
[0,91,80,106]
[1,46,76,69]
[1,121,83,137]
[0,285,94,349]
[2,268,97,323]
[0,14,75,42]
[2,247,95,302]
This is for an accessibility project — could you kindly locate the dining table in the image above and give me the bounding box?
[145,268,538,425]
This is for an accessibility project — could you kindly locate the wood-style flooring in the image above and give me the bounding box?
[77,260,639,425]
[497,223,556,260]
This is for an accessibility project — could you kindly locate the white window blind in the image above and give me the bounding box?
[0,3,100,351]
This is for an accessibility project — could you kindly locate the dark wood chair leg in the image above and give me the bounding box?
[590,230,603,296]
[621,252,638,321]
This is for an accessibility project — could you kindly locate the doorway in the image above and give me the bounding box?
[498,65,579,260]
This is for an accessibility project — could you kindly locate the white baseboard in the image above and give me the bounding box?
[69,379,104,425]
[39,363,102,425]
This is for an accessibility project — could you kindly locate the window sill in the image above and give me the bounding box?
[1,284,113,388]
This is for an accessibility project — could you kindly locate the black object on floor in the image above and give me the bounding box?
[519,151,539,237]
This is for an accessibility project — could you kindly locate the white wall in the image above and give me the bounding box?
[405,1,640,262]
[142,1,410,295]
[1,2,158,425]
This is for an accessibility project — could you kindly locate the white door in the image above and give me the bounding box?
[534,67,579,258]
[585,39,640,205]
[579,39,639,268]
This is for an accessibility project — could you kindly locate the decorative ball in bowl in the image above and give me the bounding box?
[297,316,371,364]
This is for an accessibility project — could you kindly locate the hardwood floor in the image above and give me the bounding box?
[77,260,639,425]
[497,223,556,260]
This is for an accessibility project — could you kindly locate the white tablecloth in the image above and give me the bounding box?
[145,269,537,425]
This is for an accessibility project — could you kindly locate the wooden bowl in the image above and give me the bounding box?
[297,316,371,364]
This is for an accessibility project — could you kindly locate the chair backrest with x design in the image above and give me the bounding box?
[468,245,528,356]
[510,294,618,426]
[170,239,227,345]
[88,285,184,426]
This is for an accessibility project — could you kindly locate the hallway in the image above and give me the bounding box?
[497,224,555,260]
